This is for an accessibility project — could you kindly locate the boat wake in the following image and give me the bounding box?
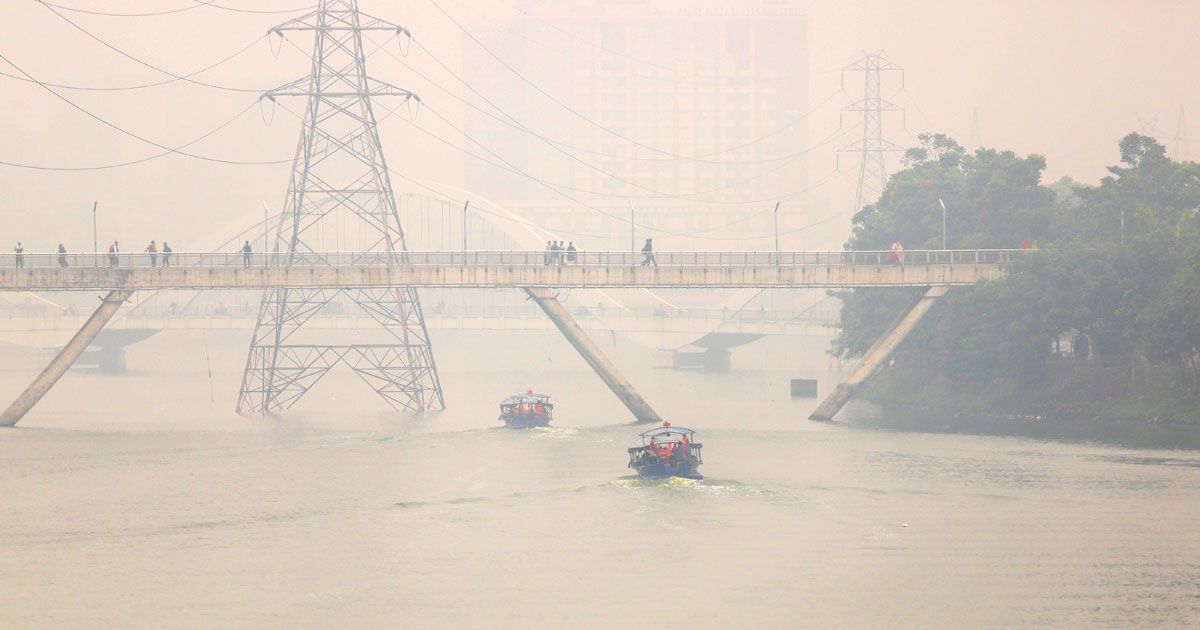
[607,476,772,498]
[527,426,579,440]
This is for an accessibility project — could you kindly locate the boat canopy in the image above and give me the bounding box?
[630,425,696,447]
[500,392,552,406]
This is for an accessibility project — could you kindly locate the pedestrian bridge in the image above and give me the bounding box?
[0,249,1012,291]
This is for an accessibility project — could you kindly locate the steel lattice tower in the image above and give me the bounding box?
[237,0,444,414]
[1172,105,1189,161]
[840,51,904,213]
[969,106,982,150]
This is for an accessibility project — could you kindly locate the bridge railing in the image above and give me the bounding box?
[3,249,1020,270]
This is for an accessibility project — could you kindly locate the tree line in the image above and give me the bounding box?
[835,132,1200,388]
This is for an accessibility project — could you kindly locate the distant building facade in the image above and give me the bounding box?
[461,0,809,248]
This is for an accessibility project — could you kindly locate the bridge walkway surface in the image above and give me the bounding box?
[0,249,1012,291]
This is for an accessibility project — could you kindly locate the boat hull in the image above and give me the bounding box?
[501,413,551,429]
[632,461,703,480]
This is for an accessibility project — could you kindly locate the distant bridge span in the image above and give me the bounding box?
[0,249,1010,291]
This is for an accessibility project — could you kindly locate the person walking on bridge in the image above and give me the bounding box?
[107,241,119,267]
[144,240,158,268]
[161,242,172,267]
[57,243,68,268]
[641,238,656,266]
[13,242,24,268]
[241,240,252,268]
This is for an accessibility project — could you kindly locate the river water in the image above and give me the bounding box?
[2,329,1198,628]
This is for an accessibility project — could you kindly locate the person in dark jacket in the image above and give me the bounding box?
[640,238,656,266]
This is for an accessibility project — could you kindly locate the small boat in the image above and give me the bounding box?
[627,421,703,479]
[499,389,554,428]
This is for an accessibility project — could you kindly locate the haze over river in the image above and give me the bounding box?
[2,330,1198,627]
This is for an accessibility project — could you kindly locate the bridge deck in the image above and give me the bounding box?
[0,250,1012,291]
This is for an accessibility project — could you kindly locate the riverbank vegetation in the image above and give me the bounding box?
[836,133,1200,424]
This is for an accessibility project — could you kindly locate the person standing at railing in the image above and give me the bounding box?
[566,241,577,264]
[241,240,253,268]
[162,242,172,267]
[13,242,23,268]
[144,240,158,268]
[107,241,119,268]
[543,241,553,266]
[57,243,68,268]
[641,238,656,266]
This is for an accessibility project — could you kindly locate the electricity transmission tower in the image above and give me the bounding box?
[1136,112,1160,138]
[238,0,444,415]
[839,51,904,213]
[1173,105,1189,161]
[969,106,982,150]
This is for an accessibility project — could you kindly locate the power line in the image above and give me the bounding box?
[323,95,847,244]
[415,98,849,209]
[35,0,267,93]
[185,0,313,15]
[426,0,726,162]
[279,97,818,242]
[40,0,310,17]
[416,88,848,204]
[0,99,285,170]
[390,37,843,166]
[0,33,268,92]
[485,0,674,73]
[402,109,847,239]
[279,39,834,206]
[0,48,288,166]
[39,0,223,17]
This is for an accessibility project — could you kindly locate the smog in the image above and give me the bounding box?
[1,1,1198,627]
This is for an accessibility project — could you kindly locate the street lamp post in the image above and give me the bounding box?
[628,201,636,264]
[91,201,98,267]
[938,198,947,250]
[461,200,470,255]
[773,201,781,256]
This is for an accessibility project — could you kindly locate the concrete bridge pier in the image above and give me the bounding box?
[809,285,949,422]
[0,290,133,427]
[524,288,662,424]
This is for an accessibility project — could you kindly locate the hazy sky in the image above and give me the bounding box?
[0,0,1197,251]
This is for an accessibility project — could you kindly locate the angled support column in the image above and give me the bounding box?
[525,288,662,424]
[810,285,949,422]
[0,290,133,427]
